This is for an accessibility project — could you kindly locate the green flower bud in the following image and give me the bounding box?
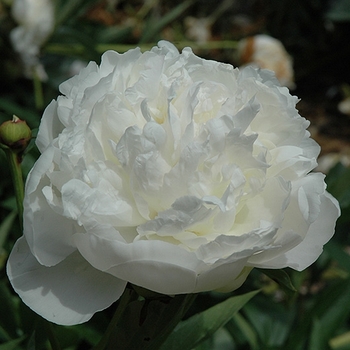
[0,115,32,153]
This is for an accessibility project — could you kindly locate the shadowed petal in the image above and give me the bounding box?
[7,237,126,325]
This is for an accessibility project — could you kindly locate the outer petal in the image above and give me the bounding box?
[194,258,249,292]
[24,147,76,266]
[7,237,126,325]
[256,191,340,270]
[215,267,253,293]
[74,232,207,294]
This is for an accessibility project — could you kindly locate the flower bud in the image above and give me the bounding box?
[0,115,32,153]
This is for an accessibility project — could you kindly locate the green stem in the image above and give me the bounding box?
[107,291,197,350]
[44,40,239,57]
[5,150,24,232]
[92,287,138,350]
[32,69,44,111]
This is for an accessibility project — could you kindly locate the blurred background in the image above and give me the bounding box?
[1,0,350,169]
[1,0,350,349]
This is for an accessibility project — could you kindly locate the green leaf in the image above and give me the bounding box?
[139,0,194,43]
[311,280,350,347]
[308,318,329,350]
[258,269,297,296]
[193,337,214,350]
[159,290,259,350]
[325,241,350,272]
[225,312,259,350]
[286,278,350,349]
[324,163,350,225]
[0,210,17,249]
[0,281,19,340]
[330,331,350,349]
[55,0,97,27]
[325,0,350,22]
[0,336,25,350]
[57,324,102,349]
[101,291,197,350]
[26,331,36,350]
[243,294,295,347]
[53,26,100,61]
[97,26,134,44]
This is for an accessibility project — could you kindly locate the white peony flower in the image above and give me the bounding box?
[10,0,54,79]
[7,41,340,325]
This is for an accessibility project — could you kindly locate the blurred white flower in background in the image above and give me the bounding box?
[184,16,212,43]
[237,34,295,89]
[10,0,54,80]
[338,97,350,116]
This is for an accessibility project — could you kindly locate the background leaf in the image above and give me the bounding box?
[258,268,297,297]
[160,290,259,350]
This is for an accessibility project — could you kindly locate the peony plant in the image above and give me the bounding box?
[7,41,339,327]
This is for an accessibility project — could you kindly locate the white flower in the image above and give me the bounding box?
[7,41,340,325]
[237,34,295,89]
[184,16,212,43]
[10,0,54,79]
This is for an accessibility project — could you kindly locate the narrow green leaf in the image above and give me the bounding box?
[0,210,17,249]
[139,0,194,43]
[312,281,350,346]
[243,294,295,347]
[325,163,350,224]
[193,338,214,350]
[330,331,350,349]
[308,318,328,350]
[326,0,350,21]
[27,331,36,350]
[53,26,100,61]
[55,0,97,27]
[286,278,350,349]
[97,26,134,44]
[258,268,297,296]
[0,281,19,339]
[160,290,259,350]
[226,312,259,350]
[325,241,350,272]
[0,336,25,350]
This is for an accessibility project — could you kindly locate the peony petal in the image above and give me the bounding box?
[196,227,278,264]
[25,189,77,266]
[25,145,55,196]
[36,100,64,152]
[194,258,248,292]
[296,173,325,224]
[74,232,207,294]
[216,266,253,293]
[99,48,142,78]
[256,191,340,270]
[61,178,144,227]
[24,147,76,266]
[7,237,126,325]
